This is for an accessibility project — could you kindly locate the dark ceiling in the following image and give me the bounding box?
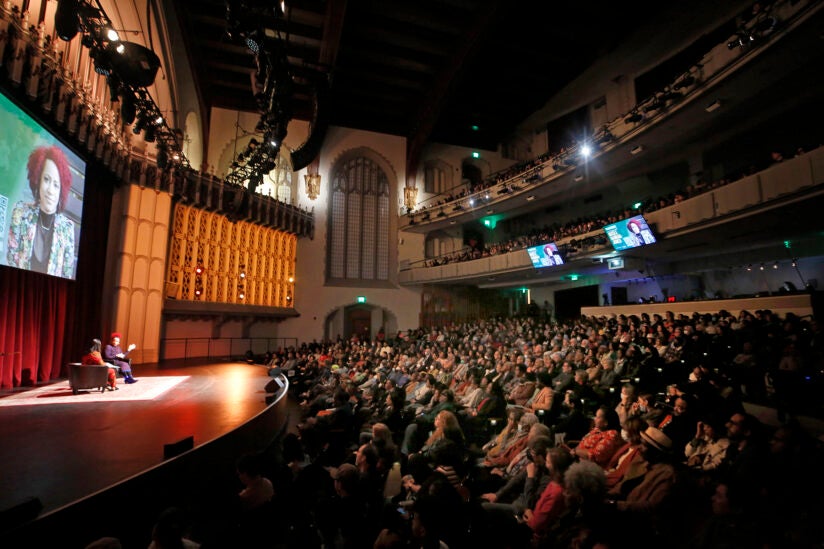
[171,0,667,153]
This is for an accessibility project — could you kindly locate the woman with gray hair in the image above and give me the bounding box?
[483,412,539,468]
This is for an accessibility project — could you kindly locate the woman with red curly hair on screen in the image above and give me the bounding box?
[6,145,76,276]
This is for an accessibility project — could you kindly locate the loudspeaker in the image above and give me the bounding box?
[109,42,161,87]
[163,436,194,460]
[0,497,43,533]
[54,0,80,42]
[290,74,330,170]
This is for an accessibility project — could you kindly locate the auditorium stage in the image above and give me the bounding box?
[0,360,282,518]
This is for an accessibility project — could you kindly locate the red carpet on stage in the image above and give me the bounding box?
[0,376,189,407]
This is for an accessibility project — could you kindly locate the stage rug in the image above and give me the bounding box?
[0,376,189,407]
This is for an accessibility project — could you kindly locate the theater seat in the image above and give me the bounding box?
[68,363,109,394]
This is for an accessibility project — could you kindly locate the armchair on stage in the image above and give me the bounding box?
[68,363,109,394]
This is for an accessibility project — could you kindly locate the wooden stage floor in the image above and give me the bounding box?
[0,360,283,517]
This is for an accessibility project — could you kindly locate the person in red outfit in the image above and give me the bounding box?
[566,406,623,467]
[525,446,575,544]
[81,339,118,391]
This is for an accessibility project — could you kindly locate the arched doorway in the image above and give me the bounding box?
[324,304,399,341]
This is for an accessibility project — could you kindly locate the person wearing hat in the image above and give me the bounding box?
[608,426,677,514]
[81,338,118,391]
[104,332,138,383]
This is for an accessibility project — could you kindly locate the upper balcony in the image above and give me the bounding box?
[398,145,824,287]
[399,0,824,234]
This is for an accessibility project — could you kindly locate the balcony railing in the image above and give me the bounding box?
[399,145,824,284]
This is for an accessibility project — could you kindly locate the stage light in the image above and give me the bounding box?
[156,147,168,169]
[747,264,752,271]
[107,74,121,101]
[580,145,591,158]
[144,125,156,143]
[773,262,779,269]
[105,28,120,42]
[121,94,136,124]
[469,199,474,206]
[759,264,765,271]
[288,277,294,283]
[133,113,148,134]
[154,115,164,125]
[115,43,125,54]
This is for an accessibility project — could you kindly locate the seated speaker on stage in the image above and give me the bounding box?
[81,338,118,391]
[104,332,138,383]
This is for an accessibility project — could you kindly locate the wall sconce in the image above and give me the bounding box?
[304,172,321,200]
[403,185,418,211]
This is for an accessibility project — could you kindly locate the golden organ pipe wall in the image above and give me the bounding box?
[166,204,296,306]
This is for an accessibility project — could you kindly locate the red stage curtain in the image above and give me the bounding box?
[0,270,69,387]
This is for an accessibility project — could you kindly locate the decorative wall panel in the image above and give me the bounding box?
[167,204,296,306]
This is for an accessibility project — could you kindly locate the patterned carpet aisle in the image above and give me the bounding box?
[0,376,189,407]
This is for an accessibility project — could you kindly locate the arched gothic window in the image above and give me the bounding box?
[328,156,390,282]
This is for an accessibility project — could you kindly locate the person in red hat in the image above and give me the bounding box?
[104,332,138,383]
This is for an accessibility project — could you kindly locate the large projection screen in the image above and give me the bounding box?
[0,90,86,280]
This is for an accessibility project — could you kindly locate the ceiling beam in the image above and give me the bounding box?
[406,0,501,185]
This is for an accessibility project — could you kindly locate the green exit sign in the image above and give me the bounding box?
[356,296,367,303]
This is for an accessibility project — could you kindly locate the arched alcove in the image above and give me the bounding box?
[183,111,203,170]
[323,304,399,341]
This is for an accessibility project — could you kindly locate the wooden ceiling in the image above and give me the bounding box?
[170,0,667,151]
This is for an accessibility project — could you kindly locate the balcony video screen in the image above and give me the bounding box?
[603,214,657,251]
[527,242,564,268]
[0,90,85,280]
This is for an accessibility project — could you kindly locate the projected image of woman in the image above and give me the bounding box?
[6,146,75,276]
